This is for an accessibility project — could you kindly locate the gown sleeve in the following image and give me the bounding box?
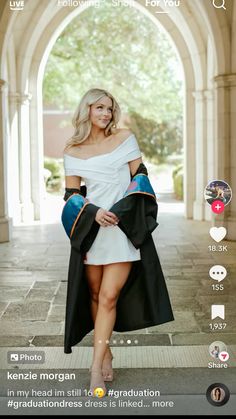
[64,154,90,178]
[123,134,142,163]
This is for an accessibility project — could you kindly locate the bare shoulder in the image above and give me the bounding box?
[114,128,133,143]
[64,144,82,158]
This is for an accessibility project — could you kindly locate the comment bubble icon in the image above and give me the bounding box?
[209,265,227,282]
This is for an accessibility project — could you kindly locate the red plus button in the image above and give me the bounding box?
[211,200,225,214]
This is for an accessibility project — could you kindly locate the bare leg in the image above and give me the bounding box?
[85,265,113,376]
[90,262,132,392]
[85,265,103,323]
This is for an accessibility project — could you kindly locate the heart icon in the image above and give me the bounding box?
[210,227,227,242]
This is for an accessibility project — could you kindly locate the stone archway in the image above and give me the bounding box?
[0,0,235,242]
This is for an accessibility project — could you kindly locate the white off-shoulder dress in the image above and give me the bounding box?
[64,134,141,265]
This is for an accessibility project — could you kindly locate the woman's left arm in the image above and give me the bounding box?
[128,157,143,177]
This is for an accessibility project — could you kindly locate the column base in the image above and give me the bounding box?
[204,202,212,221]
[193,201,205,220]
[0,216,12,242]
[20,201,35,223]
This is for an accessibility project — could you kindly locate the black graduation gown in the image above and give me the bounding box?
[63,176,174,354]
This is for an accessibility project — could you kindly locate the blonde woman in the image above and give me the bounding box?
[62,88,174,396]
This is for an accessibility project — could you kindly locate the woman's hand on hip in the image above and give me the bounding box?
[95,208,119,227]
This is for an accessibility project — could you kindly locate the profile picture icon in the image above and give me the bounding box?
[209,341,227,359]
[206,383,230,406]
[204,180,232,206]
[211,387,225,402]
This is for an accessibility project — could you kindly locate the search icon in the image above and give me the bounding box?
[212,0,226,10]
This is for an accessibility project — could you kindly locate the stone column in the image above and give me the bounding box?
[204,89,215,221]
[8,92,21,224]
[184,89,195,219]
[17,92,34,222]
[192,90,207,220]
[0,79,12,242]
[214,74,236,240]
[29,84,46,221]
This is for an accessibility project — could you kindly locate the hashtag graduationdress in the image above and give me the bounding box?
[64,134,142,265]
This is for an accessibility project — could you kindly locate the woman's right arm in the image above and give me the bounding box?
[63,176,81,201]
[65,175,81,189]
[64,176,118,226]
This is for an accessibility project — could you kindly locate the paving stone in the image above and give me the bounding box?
[0,278,34,286]
[0,336,33,346]
[168,286,198,298]
[2,301,50,321]
[32,280,60,288]
[0,287,29,301]
[0,261,17,269]
[0,301,8,316]
[46,255,70,262]
[183,273,207,280]
[32,271,67,280]
[158,249,178,256]
[121,328,148,334]
[170,298,201,311]
[31,335,64,347]
[47,305,65,321]
[0,248,27,256]
[163,269,181,276]
[167,279,200,287]
[192,259,215,265]
[25,288,57,301]
[162,261,194,268]
[53,283,67,304]
[15,259,48,269]
[176,245,198,252]
[182,266,212,273]
[147,312,200,333]
[177,253,212,259]
[0,320,62,336]
[46,246,70,256]
[31,333,171,347]
[0,270,33,278]
[0,218,235,346]
[172,333,236,345]
[196,295,232,306]
[32,280,60,293]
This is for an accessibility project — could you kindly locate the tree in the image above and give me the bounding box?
[43,1,183,122]
[43,1,183,160]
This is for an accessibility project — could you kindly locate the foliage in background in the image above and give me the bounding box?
[172,164,183,200]
[128,112,182,163]
[44,157,64,193]
[43,0,183,126]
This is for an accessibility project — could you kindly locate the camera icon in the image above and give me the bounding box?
[10,353,19,361]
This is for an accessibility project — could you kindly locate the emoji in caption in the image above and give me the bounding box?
[93,387,105,398]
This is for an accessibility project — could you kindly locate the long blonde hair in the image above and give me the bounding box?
[64,88,121,150]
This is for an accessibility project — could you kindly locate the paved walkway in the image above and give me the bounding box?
[0,193,236,357]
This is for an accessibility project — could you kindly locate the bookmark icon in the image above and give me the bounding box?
[211,305,225,320]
